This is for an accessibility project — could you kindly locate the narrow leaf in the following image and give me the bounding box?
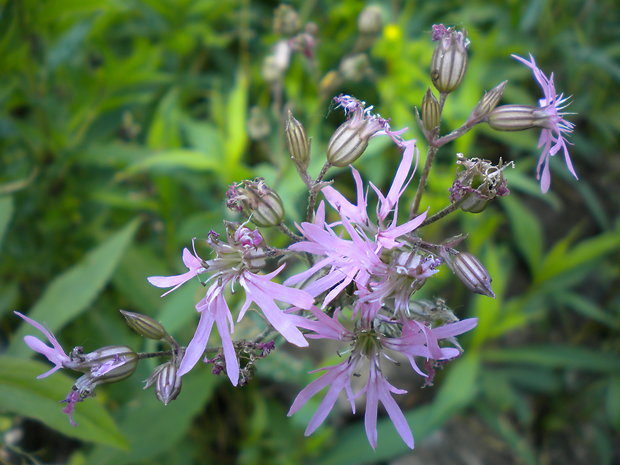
[9,220,140,356]
[0,356,127,449]
[0,195,14,249]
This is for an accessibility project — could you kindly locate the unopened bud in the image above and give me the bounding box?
[421,89,441,131]
[285,110,310,170]
[430,25,469,94]
[487,105,545,131]
[449,252,495,298]
[83,346,139,383]
[226,179,285,227]
[120,310,168,341]
[144,362,182,405]
[247,106,271,140]
[467,81,507,125]
[358,5,383,35]
[339,53,370,82]
[273,4,299,36]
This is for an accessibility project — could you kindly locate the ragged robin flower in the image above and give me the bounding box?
[148,225,313,386]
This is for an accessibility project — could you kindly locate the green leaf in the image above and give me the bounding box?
[8,220,140,356]
[224,73,248,175]
[115,149,222,180]
[0,195,14,249]
[477,403,538,465]
[85,369,221,465]
[147,88,182,150]
[607,376,620,431]
[0,356,127,449]
[502,195,543,272]
[535,229,620,284]
[483,345,620,373]
[556,292,620,329]
[471,245,507,347]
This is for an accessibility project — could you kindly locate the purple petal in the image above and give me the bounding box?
[212,294,239,386]
[431,318,478,339]
[241,279,308,347]
[15,312,66,356]
[177,309,216,377]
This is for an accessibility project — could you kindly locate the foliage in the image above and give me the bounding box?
[1,0,619,464]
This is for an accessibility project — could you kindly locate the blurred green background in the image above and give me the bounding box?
[1,0,619,464]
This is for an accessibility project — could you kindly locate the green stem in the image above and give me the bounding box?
[410,145,438,218]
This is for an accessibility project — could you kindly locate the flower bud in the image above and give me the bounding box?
[273,4,299,36]
[120,310,168,341]
[339,53,370,82]
[487,105,545,131]
[448,252,495,298]
[285,110,310,170]
[247,106,271,140]
[226,179,285,227]
[83,346,139,383]
[358,5,383,35]
[421,88,441,131]
[144,362,182,405]
[327,96,386,167]
[467,81,507,125]
[430,25,469,94]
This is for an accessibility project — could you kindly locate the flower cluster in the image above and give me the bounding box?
[14,22,577,451]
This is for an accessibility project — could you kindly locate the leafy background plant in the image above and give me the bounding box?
[1,0,619,464]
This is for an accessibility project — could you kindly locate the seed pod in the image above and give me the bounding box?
[120,310,168,341]
[449,252,495,298]
[83,346,139,383]
[145,362,183,405]
[430,25,469,94]
[421,88,441,131]
[285,110,310,170]
[467,81,507,125]
[488,105,543,131]
[227,179,285,227]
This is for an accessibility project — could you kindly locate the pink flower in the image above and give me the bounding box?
[512,54,576,192]
[147,247,207,296]
[286,137,428,312]
[288,307,477,449]
[149,227,314,385]
[14,311,71,378]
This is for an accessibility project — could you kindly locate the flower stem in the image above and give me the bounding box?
[306,162,331,222]
[410,145,438,218]
[137,350,174,360]
[278,223,303,241]
[419,198,464,227]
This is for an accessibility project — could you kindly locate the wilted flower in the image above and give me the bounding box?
[226,178,285,227]
[15,312,139,425]
[512,54,576,192]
